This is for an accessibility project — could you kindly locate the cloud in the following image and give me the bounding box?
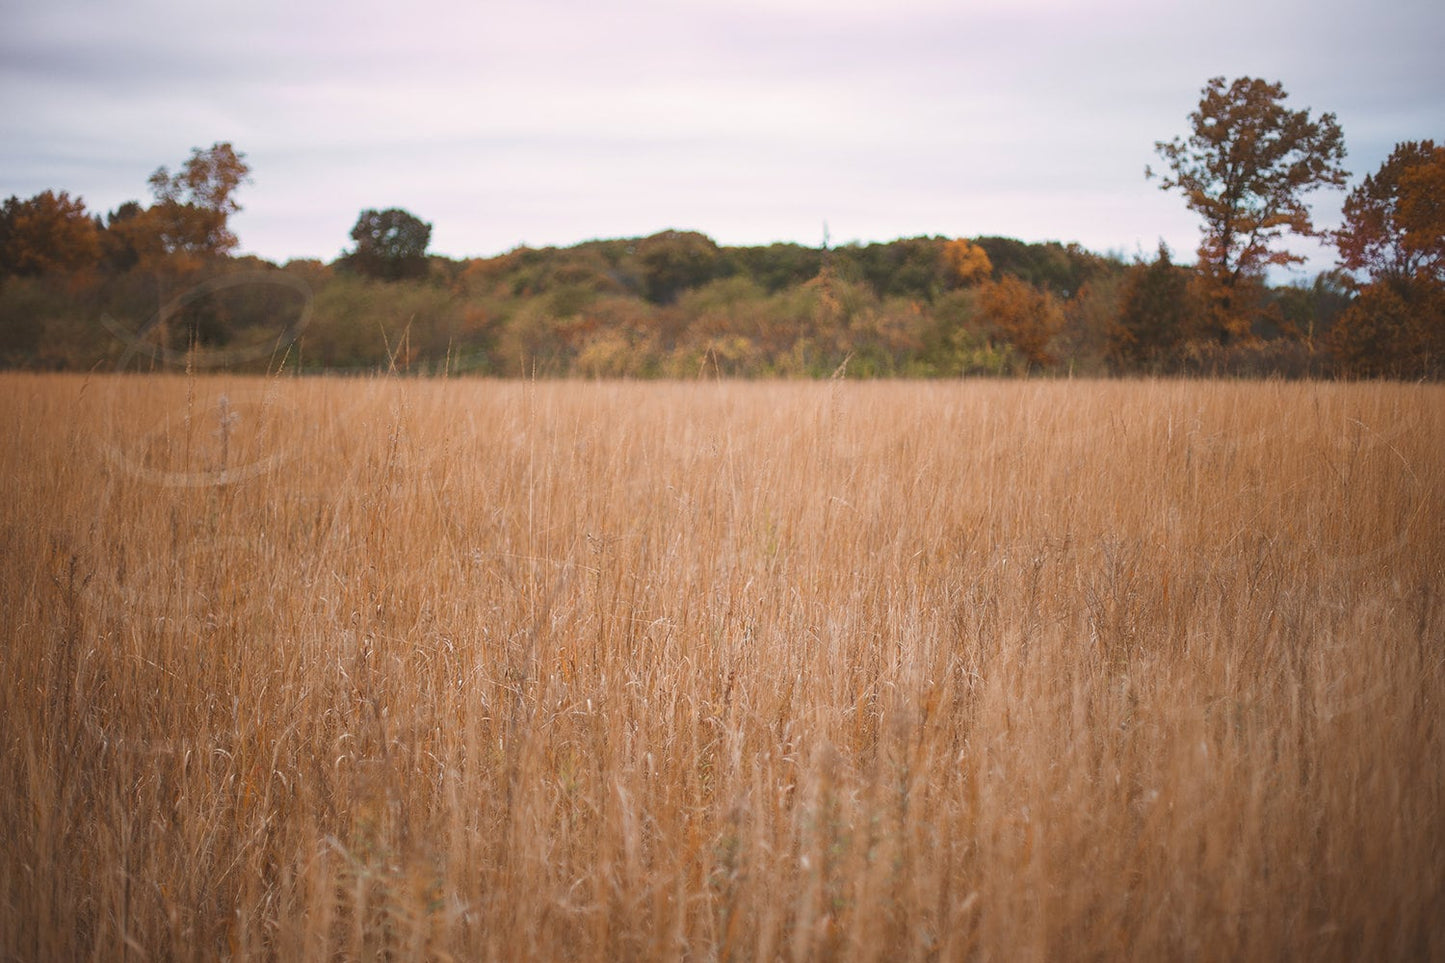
[2,0,1441,273]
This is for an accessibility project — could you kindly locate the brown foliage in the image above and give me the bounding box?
[1336,140,1444,287]
[1330,142,1445,378]
[1154,77,1348,341]
[1108,244,1202,370]
[975,275,1064,368]
[0,191,99,277]
[145,142,252,263]
[1328,281,1445,379]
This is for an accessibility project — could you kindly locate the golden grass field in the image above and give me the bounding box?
[2,373,1442,961]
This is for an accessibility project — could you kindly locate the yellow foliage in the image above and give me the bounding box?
[941,238,993,287]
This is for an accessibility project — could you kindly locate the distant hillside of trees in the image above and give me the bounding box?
[2,113,1441,379]
[0,225,1369,378]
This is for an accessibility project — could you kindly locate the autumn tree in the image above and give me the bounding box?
[940,238,993,288]
[1326,282,1443,379]
[1109,243,1201,370]
[1152,77,1348,342]
[1399,151,1445,268]
[1270,270,1352,342]
[145,142,252,264]
[1335,140,1444,287]
[1330,141,1445,377]
[343,208,432,281]
[975,275,1064,369]
[0,191,100,277]
[99,201,156,272]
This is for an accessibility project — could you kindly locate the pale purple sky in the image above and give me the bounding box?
[3,0,1441,277]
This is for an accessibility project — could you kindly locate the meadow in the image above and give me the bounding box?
[1,373,1442,960]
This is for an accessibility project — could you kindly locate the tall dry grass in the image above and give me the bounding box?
[1,373,1442,961]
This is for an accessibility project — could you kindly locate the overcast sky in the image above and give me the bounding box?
[3,0,1441,277]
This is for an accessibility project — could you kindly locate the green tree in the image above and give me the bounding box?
[846,237,948,300]
[971,237,1105,299]
[725,243,823,293]
[634,230,721,304]
[1152,77,1348,342]
[343,208,432,281]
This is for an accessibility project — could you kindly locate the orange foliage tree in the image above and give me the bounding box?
[1152,77,1348,343]
[940,238,993,288]
[143,142,252,270]
[975,275,1064,369]
[1331,141,1445,377]
[1335,141,1444,286]
[0,191,100,277]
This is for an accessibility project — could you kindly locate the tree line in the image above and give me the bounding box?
[1,78,1441,379]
